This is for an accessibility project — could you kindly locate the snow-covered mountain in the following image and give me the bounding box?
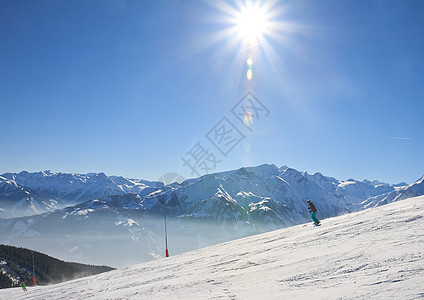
[1,195,422,299]
[146,164,410,223]
[1,164,421,267]
[0,171,161,218]
[0,176,59,218]
[361,175,424,208]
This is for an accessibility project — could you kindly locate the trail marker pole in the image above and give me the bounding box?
[160,209,169,257]
[31,251,36,286]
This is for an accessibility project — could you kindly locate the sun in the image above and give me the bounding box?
[204,0,290,83]
[235,5,269,45]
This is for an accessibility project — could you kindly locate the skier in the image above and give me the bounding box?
[21,282,27,291]
[307,200,320,225]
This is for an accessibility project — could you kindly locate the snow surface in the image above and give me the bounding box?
[1,195,423,300]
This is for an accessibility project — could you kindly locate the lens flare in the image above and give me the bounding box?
[246,69,253,80]
[243,141,252,152]
[243,111,253,127]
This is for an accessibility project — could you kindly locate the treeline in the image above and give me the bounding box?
[0,245,114,289]
[0,273,13,289]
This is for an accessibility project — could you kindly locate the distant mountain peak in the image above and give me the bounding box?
[1,165,423,267]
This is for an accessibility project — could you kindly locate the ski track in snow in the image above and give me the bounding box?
[1,196,424,300]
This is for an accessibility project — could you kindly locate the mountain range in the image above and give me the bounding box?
[0,164,423,267]
[0,171,159,218]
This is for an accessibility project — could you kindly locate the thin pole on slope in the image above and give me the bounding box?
[31,251,36,286]
[160,209,169,257]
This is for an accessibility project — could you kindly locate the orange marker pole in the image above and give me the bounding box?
[31,251,36,285]
[160,209,169,258]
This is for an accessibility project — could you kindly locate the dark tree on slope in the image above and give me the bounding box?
[0,273,13,289]
[0,245,114,289]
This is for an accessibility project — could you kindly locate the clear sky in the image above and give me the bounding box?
[1,0,423,184]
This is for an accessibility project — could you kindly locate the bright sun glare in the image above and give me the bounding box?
[235,5,269,45]
[208,0,287,82]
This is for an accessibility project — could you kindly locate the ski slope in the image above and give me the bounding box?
[2,196,423,299]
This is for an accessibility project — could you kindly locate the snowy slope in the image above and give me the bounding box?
[1,165,421,267]
[1,195,423,300]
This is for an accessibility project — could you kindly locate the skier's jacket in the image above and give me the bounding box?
[308,201,317,213]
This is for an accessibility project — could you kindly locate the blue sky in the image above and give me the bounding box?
[1,0,423,184]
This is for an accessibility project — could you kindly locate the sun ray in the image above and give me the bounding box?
[199,0,323,94]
